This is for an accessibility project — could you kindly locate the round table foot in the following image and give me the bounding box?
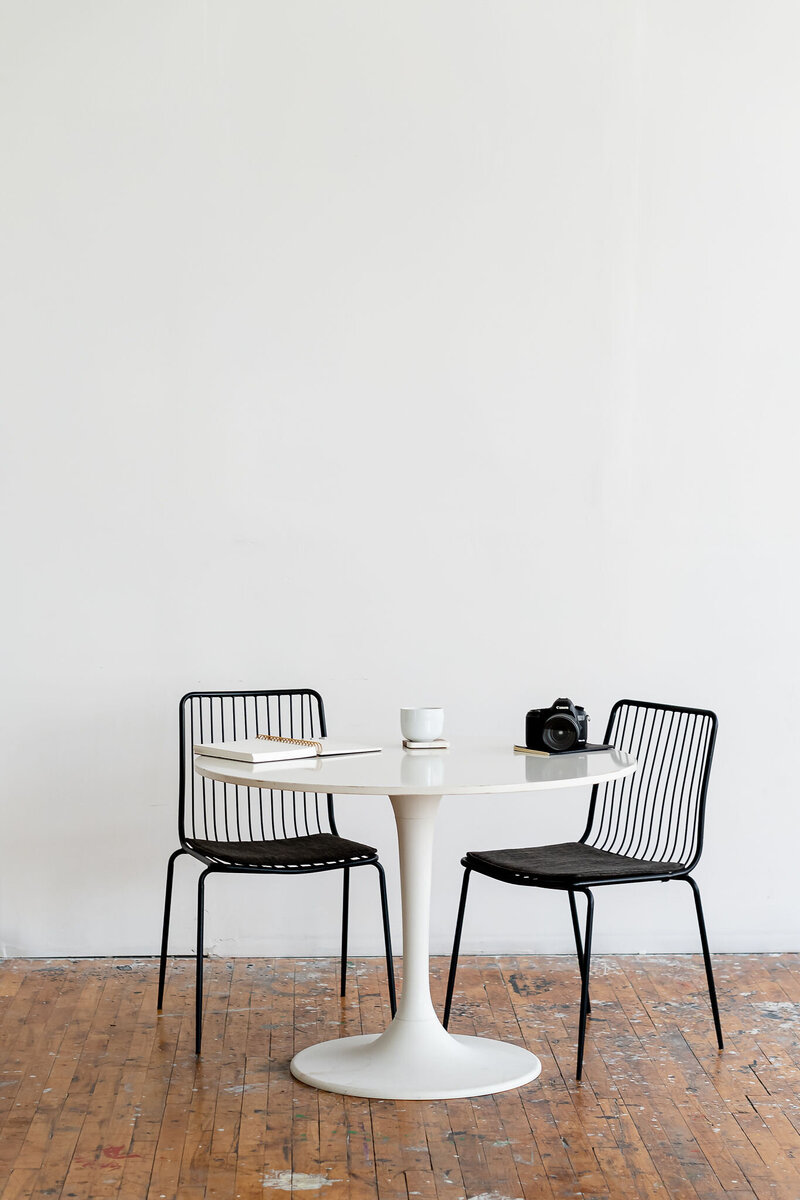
[290,1020,541,1100]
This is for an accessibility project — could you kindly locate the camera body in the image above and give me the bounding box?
[526,697,589,753]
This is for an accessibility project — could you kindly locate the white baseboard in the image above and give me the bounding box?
[5,932,799,958]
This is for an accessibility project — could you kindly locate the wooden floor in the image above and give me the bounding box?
[2,955,800,1200]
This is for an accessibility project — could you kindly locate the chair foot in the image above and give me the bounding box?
[575,888,594,1081]
[374,862,397,1018]
[195,868,211,1056]
[158,848,186,1010]
[443,868,471,1030]
[685,876,723,1050]
[340,868,350,1000]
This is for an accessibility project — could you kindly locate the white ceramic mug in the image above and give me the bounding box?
[400,707,444,743]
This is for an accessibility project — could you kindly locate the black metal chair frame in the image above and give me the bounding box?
[158,688,396,1053]
[443,699,722,1079]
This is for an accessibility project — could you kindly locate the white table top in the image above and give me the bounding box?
[194,737,635,796]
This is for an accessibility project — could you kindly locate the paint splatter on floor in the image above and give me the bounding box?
[262,1170,340,1191]
[468,1193,523,1200]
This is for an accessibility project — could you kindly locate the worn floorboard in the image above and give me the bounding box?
[1,955,800,1199]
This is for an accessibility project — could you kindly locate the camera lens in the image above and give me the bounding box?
[542,714,578,751]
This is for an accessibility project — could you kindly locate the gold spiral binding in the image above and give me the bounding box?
[255,734,322,753]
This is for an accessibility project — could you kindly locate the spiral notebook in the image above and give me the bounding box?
[194,735,381,764]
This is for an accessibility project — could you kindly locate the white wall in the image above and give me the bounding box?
[2,1,798,959]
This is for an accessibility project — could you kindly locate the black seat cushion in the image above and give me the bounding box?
[465,841,685,883]
[187,833,377,869]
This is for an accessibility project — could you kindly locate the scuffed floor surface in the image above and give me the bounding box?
[2,955,800,1199]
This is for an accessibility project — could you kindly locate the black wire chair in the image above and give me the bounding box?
[443,699,722,1079]
[158,689,396,1053]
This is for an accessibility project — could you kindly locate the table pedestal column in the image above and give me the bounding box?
[290,793,541,1100]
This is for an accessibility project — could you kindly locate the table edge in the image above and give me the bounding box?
[193,754,637,796]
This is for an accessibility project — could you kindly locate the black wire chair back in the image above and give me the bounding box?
[581,699,717,870]
[179,689,338,847]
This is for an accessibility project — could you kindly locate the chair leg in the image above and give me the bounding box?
[340,867,350,999]
[568,889,591,1016]
[157,848,185,1011]
[373,862,397,1017]
[443,868,472,1030]
[576,888,594,1081]
[685,876,723,1050]
[196,868,211,1056]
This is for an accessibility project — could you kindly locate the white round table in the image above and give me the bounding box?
[194,738,635,1100]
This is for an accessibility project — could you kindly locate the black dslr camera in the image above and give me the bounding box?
[526,697,589,753]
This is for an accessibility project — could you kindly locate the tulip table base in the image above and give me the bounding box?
[290,793,542,1100]
[290,1024,541,1102]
